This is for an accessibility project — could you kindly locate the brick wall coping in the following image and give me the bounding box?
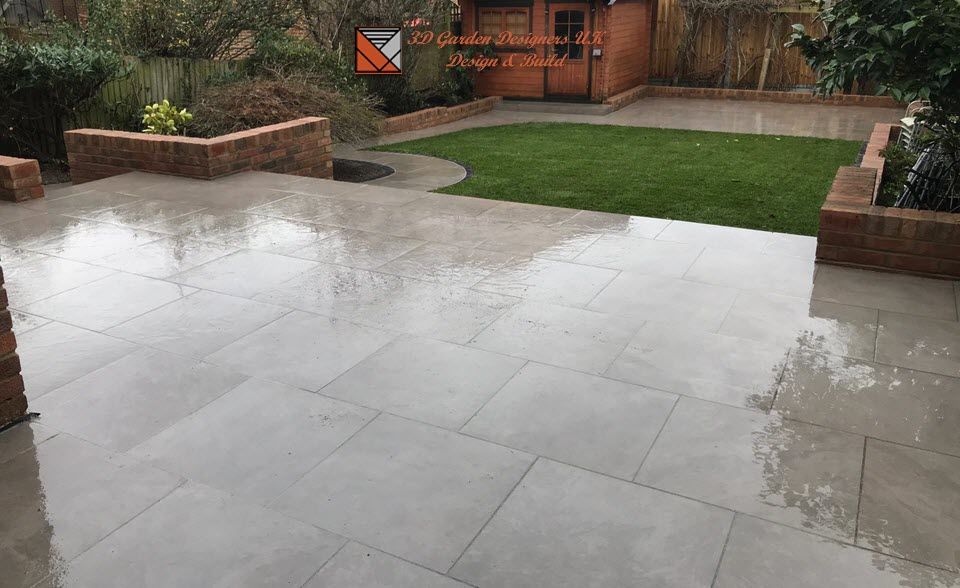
[382,97,502,135]
[0,156,44,202]
[816,122,960,279]
[65,117,333,184]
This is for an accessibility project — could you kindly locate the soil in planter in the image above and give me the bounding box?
[333,158,394,183]
[40,160,71,185]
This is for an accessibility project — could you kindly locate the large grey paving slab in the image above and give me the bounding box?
[587,272,739,331]
[0,214,94,247]
[655,220,771,251]
[683,248,816,298]
[469,301,640,373]
[572,234,703,277]
[472,257,619,306]
[376,242,515,287]
[557,210,670,238]
[271,414,533,572]
[28,223,166,262]
[876,311,960,377]
[247,192,362,223]
[131,378,376,504]
[20,272,196,331]
[107,290,290,359]
[56,482,345,588]
[210,217,343,254]
[450,459,733,588]
[719,291,878,361]
[715,515,960,588]
[637,397,864,541]
[0,421,56,465]
[256,264,518,344]
[17,321,138,400]
[777,349,960,457]
[812,264,958,320]
[463,363,677,478]
[25,190,141,217]
[169,249,318,298]
[205,310,395,391]
[0,434,180,587]
[606,322,789,410]
[92,236,238,279]
[29,348,247,451]
[4,254,115,305]
[305,542,470,588]
[322,335,524,429]
[288,227,424,269]
[858,440,960,572]
[9,309,49,334]
[476,222,599,260]
[74,199,206,229]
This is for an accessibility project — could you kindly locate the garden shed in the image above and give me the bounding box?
[458,0,655,101]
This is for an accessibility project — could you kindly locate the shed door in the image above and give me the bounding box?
[546,5,590,97]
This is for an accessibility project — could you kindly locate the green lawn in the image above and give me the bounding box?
[373,123,861,236]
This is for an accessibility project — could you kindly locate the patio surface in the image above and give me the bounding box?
[1,170,960,587]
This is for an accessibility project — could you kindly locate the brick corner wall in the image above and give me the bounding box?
[382,97,502,135]
[66,117,333,184]
[0,261,26,429]
[817,123,960,278]
[0,156,45,202]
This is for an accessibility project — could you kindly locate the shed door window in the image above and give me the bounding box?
[553,10,584,59]
[479,8,530,37]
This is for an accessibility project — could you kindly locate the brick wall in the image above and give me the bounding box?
[0,262,26,429]
[0,156,44,202]
[817,123,960,278]
[65,117,333,184]
[382,97,502,135]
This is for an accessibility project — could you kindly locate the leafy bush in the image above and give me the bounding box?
[0,35,123,159]
[875,143,919,207]
[790,0,960,156]
[365,77,427,116]
[86,0,298,59]
[247,29,364,96]
[142,100,193,135]
[188,75,383,143]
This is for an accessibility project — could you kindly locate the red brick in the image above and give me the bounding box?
[0,393,28,427]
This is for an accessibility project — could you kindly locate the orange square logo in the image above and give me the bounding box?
[355,27,402,75]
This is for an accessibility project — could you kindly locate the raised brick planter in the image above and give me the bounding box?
[0,261,26,429]
[0,156,44,202]
[382,97,502,135]
[817,123,960,278]
[65,117,333,184]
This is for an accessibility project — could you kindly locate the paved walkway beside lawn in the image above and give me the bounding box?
[1,170,958,587]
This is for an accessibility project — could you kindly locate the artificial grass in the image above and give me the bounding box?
[373,122,861,236]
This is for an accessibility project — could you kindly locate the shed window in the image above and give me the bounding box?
[553,10,584,59]
[479,8,530,36]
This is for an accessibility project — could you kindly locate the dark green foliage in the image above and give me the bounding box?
[0,34,124,159]
[375,123,861,236]
[86,0,299,59]
[247,29,364,96]
[790,0,960,155]
[876,143,920,207]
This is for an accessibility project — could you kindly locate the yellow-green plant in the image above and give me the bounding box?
[141,99,193,135]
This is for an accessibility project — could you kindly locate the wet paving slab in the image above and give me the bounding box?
[1,170,959,587]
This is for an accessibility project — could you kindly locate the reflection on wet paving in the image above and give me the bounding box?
[1,170,959,586]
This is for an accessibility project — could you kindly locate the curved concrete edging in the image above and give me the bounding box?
[334,143,467,191]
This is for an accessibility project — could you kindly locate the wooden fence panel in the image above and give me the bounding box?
[651,0,820,89]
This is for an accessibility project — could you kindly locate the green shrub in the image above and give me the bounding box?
[189,75,382,143]
[142,99,193,135]
[248,29,363,95]
[365,76,426,116]
[876,143,919,207]
[0,35,123,159]
[86,0,298,59]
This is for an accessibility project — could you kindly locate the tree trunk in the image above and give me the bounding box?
[721,9,736,88]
